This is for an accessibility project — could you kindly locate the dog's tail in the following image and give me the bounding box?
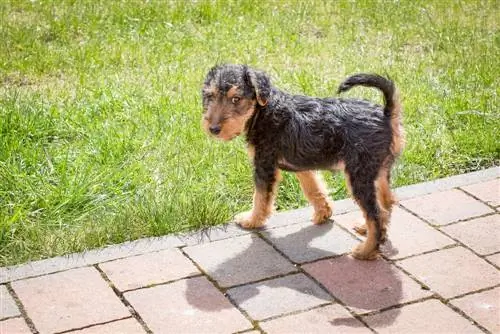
[337,73,404,155]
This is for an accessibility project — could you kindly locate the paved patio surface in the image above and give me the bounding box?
[1,167,499,334]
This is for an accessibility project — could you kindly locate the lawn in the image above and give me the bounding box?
[0,0,498,266]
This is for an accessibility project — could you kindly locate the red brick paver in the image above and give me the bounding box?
[363,299,483,333]
[11,267,129,334]
[184,234,296,287]
[303,256,431,314]
[227,273,331,320]
[68,318,145,333]
[334,207,455,259]
[461,178,500,207]
[450,287,500,333]
[99,249,199,291]
[0,235,183,284]
[398,246,499,298]
[401,189,493,225]
[0,170,498,334]
[261,221,358,263]
[260,304,371,334]
[124,276,251,333]
[0,317,32,334]
[441,214,500,255]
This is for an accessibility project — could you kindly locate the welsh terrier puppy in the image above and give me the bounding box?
[201,64,404,260]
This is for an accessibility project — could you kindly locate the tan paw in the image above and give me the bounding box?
[353,223,367,236]
[234,211,265,229]
[312,202,333,225]
[351,242,379,261]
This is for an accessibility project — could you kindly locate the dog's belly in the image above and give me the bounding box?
[277,159,305,172]
[278,158,344,172]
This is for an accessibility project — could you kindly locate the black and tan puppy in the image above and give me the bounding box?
[201,64,404,260]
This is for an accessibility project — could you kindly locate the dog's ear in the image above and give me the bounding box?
[245,68,271,106]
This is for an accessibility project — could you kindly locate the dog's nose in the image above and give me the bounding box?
[209,125,221,135]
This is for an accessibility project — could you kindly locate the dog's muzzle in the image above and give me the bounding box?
[209,125,221,135]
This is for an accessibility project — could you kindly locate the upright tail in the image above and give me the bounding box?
[338,73,404,155]
[337,73,398,117]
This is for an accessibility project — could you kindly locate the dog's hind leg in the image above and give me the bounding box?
[346,170,384,260]
[344,172,368,237]
[296,171,333,224]
[374,165,395,242]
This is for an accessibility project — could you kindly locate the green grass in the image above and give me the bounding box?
[0,0,498,266]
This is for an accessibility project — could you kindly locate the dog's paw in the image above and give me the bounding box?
[235,211,265,229]
[353,223,367,236]
[353,224,388,243]
[312,201,333,225]
[351,242,379,261]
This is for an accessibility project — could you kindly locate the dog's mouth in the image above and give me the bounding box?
[214,131,240,141]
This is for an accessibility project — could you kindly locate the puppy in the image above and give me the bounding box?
[201,64,403,260]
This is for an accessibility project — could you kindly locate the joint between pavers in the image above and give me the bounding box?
[398,201,495,229]
[116,273,205,294]
[358,295,438,318]
[53,316,134,334]
[234,328,264,334]
[5,283,39,334]
[0,315,22,322]
[385,254,437,292]
[223,270,304,292]
[294,251,352,267]
[397,203,499,260]
[1,264,82,285]
[0,236,185,284]
[222,291,265,334]
[384,243,459,263]
[446,283,500,303]
[254,229,374,330]
[361,296,490,334]
[457,186,499,211]
[93,265,153,334]
[177,225,255,247]
[256,301,335,323]
[430,211,498,228]
[255,230,375,332]
[393,167,500,201]
[437,294,495,334]
[178,248,229,292]
[381,244,499,331]
[485,254,500,270]
[431,223,500,262]
[257,218,364,266]
[178,248,263,333]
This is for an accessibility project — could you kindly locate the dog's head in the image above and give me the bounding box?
[201,64,271,141]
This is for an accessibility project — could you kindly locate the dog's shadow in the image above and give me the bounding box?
[185,220,403,328]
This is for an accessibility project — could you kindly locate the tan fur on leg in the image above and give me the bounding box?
[296,171,333,224]
[344,171,368,236]
[353,224,367,236]
[236,170,281,229]
[375,166,394,241]
[352,212,380,260]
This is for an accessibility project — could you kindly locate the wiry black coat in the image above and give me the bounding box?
[246,81,394,188]
[202,64,402,249]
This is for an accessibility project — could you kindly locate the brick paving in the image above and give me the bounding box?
[0,167,498,334]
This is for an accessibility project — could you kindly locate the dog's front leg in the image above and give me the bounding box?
[235,159,281,229]
[295,171,333,224]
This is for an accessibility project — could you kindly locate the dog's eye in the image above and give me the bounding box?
[231,97,240,104]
